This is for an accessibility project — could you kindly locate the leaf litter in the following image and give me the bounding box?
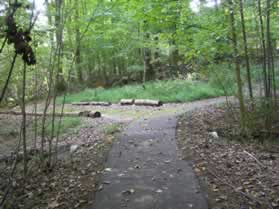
[177,105,279,209]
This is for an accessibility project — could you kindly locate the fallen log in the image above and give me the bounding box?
[71,102,90,106]
[72,101,111,106]
[134,99,162,107]
[78,111,101,118]
[0,111,101,118]
[120,99,134,105]
[89,101,111,106]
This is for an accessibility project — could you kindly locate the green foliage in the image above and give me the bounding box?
[45,117,81,136]
[59,79,226,103]
[0,116,81,156]
[208,63,237,95]
[104,124,121,135]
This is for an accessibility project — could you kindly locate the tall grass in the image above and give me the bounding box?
[59,79,226,103]
[59,63,279,104]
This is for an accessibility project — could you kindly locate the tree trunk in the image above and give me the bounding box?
[21,63,28,177]
[263,0,274,135]
[153,35,162,79]
[239,0,253,101]
[143,33,154,82]
[214,0,218,11]
[40,0,55,161]
[169,0,182,71]
[257,0,268,97]
[142,1,155,82]
[266,0,273,98]
[271,40,277,105]
[75,0,83,82]
[55,0,66,92]
[229,0,246,129]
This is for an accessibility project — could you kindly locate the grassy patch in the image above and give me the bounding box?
[104,124,122,135]
[59,79,226,103]
[45,117,81,136]
[0,116,81,155]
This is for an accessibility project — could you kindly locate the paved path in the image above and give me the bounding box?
[91,115,208,209]
[90,98,232,209]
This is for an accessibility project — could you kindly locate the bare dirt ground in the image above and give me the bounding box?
[0,115,122,209]
[177,105,279,209]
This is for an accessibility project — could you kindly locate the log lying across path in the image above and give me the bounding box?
[72,101,111,106]
[120,99,163,107]
[0,111,102,118]
[134,99,163,107]
[71,99,163,107]
[120,99,134,105]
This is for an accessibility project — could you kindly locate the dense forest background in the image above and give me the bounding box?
[0,0,277,98]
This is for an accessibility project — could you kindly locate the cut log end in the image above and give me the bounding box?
[78,111,101,118]
[89,111,101,118]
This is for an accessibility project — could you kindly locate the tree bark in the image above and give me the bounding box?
[143,32,154,82]
[214,0,218,11]
[169,0,182,71]
[74,0,83,82]
[0,53,17,104]
[21,63,28,178]
[266,0,273,98]
[239,0,253,101]
[229,0,246,129]
[55,0,66,92]
[257,0,268,97]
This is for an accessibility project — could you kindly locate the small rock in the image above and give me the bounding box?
[103,181,111,185]
[134,165,141,169]
[27,192,34,198]
[104,168,112,172]
[209,131,219,139]
[70,145,79,153]
[98,185,103,191]
[48,200,60,209]
[122,189,135,196]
